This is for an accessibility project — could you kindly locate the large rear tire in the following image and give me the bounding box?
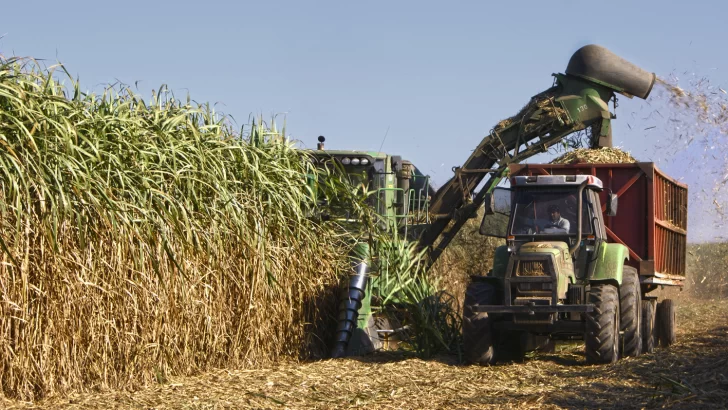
[462,280,497,365]
[641,299,656,354]
[585,283,620,364]
[657,299,676,347]
[620,267,642,357]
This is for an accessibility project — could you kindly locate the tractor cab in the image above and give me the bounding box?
[481,175,617,269]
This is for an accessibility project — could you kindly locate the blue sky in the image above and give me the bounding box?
[1,0,726,241]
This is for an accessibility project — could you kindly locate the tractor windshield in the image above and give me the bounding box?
[510,189,593,235]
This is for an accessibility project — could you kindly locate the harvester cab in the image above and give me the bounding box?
[310,135,434,238]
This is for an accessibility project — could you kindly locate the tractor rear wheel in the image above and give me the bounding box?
[620,267,642,357]
[462,280,497,365]
[585,283,620,364]
[641,299,656,354]
[657,299,676,347]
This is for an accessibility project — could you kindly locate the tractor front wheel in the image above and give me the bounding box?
[585,283,620,364]
[463,280,497,365]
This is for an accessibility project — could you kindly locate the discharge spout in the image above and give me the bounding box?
[565,44,656,100]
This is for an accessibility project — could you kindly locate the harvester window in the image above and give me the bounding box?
[347,169,370,191]
[323,165,376,211]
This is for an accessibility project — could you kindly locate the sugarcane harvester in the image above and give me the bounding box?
[308,140,434,359]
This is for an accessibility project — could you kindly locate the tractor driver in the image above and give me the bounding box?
[543,204,570,234]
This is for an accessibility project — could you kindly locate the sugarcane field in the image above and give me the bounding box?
[1,3,728,409]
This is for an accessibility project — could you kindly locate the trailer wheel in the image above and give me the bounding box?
[619,267,642,357]
[585,283,620,364]
[657,299,676,347]
[462,280,497,365]
[641,299,656,354]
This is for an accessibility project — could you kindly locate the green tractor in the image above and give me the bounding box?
[307,136,434,357]
[470,173,626,363]
[468,165,686,364]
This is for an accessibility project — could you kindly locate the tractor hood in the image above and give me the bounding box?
[518,241,570,256]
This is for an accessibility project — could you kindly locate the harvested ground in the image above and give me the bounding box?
[3,299,727,410]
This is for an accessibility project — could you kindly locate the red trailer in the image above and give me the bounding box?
[509,162,687,289]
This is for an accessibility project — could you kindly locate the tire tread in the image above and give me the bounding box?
[641,299,656,354]
[586,283,620,364]
[620,267,642,357]
[463,280,496,365]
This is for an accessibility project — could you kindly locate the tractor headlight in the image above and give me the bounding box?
[351,158,360,165]
[360,158,369,165]
[341,157,351,165]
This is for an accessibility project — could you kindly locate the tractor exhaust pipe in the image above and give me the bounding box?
[566,44,656,100]
[330,252,370,358]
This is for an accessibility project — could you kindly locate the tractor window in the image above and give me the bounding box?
[511,189,592,235]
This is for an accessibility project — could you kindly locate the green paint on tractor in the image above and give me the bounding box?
[591,242,629,285]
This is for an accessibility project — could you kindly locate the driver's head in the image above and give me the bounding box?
[548,205,561,222]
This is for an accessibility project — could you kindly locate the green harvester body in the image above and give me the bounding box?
[308,144,433,356]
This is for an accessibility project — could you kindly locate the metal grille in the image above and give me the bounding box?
[517,260,548,276]
[654,170,688,276]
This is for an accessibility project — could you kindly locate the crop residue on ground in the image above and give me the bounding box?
[7,299,726,410]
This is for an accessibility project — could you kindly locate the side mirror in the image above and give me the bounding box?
[480,188,511,238]
[606,193,618,217]
[484,193,495,215]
